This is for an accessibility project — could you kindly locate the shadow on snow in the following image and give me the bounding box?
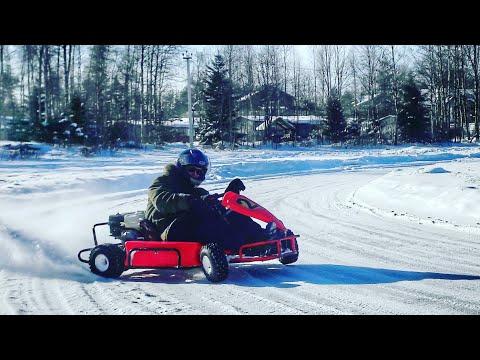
[117,263,480,288]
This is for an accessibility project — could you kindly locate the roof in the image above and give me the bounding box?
[164,118,199,128]
[256,117,296,131]
[239,115,326,124]
[378,115,397,121]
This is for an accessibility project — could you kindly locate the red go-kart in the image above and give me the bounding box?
[78,191,299,282]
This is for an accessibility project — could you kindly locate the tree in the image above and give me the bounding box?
[325,96,346,143]
[201,55,235,146]
[83,45,110,145]
[398,78,430,143]
[69,93,87,144]
[357,45,382,141]
[466,45,480,141]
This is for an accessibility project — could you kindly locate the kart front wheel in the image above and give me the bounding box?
[89,244,125,278]
[200,243,229,283]
[279,239,299,265]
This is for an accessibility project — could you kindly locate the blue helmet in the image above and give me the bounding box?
[176,148,210,186]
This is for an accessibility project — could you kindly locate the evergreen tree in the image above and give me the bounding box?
[83,45,110,145]
[345,118,361,141]
[376,55,396,119]
[28,86,48,142]
[398,78,430,143]
[201,55,235,145]
[69,93,87,144]
[325,96,346,143]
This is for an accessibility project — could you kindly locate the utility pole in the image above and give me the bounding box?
[183,51,194,148]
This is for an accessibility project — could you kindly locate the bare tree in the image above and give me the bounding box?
[357,45,381,141]
[390,45,400,145]
[63,45,72,107]
[466,45,480,141]
[333,45,348,97]
[317,45,333,101]
[349,47,359,122]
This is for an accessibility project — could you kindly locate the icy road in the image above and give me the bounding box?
[1,143,479,314]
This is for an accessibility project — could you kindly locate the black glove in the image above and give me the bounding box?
[225,178,246,194]
[188,195,215,214]
[200,194,219,204]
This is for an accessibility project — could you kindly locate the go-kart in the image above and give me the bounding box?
[78,191,299,283]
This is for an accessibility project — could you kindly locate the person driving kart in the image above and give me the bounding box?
[145,148,281,252]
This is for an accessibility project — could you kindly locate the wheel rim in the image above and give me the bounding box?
[94,254,110,272]
[201,255,213,275]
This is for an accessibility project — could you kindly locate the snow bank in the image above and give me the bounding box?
[352,159,480,229]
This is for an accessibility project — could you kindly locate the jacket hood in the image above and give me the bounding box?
[163,163,180,176]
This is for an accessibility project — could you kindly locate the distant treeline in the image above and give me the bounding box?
[0,45,479,147]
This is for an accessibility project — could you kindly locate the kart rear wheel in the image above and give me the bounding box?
[279,239,299,265]
[200,243,229,283]
[89,244,125,278]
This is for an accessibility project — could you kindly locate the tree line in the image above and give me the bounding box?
[0,45,479,148]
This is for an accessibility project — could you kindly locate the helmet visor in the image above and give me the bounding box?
[185,165,207,178]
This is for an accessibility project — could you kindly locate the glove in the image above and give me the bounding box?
[188,196,211,214]
[225,178,246,194]
[188,194,218,213]
[200,194,219,204]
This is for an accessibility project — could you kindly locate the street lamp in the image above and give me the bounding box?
[182,51,194,148]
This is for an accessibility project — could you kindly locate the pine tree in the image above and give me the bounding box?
[84,45,110,146]
[69,93,87,144]
[28,86,47,142]
[398,78,430,143]
[201,55,235,146]
[325,96,346,143]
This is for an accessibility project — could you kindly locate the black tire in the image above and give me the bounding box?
[279,239,299,265]
[200,243,229,283]
[89,244,125,278]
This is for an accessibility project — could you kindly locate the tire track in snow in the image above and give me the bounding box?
[4,160,480,314]
[279,173,480,273]
[0,271,17,315]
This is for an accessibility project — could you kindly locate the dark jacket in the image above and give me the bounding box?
[145,163,209,236]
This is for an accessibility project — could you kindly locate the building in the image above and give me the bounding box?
[360,115,397,142]
[256,117,296,142]
[377,115,397,140]
[233,116,264,144]
[254,115,327,142]
[237,85,296,117]
[163,117,200,142]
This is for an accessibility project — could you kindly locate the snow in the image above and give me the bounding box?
[1,142,480,314]
[352,160,480,229]
[164,118,199,128]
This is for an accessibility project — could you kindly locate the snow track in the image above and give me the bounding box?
[1,152,480,314]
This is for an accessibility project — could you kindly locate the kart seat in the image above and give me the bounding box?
[139,219,160,241]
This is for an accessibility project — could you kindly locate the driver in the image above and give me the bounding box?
[145,148,278,251]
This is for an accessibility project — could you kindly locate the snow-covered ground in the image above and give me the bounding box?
[1,141,480,314]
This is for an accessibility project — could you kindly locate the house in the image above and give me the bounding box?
[378,115,397,140]
[256,117,295,142]
[237,85,296,117]
[255,115,326,142]
[163,117,200,142]
[360,115,397,142]
[278,116,327,139]
[233,116,264,144]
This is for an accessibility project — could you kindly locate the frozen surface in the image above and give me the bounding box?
[1,142,480,314]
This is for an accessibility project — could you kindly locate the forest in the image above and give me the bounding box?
[0,45,479,148]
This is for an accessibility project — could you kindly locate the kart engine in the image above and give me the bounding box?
[108,211,146,241]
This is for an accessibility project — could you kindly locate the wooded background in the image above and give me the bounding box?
[1,45,478,147]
